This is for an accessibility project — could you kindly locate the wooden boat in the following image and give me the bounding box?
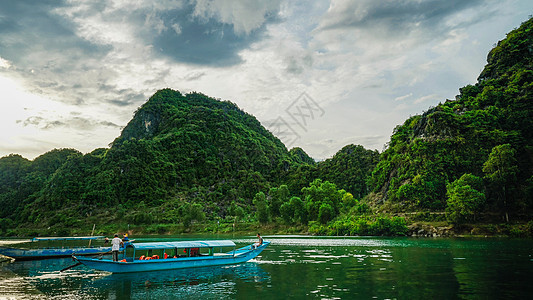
[74,240,270,273]
[0,236,120,260]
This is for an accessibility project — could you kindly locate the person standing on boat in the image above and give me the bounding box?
[111,234,124,262]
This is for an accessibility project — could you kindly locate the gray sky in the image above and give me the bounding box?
[1,0,531,160]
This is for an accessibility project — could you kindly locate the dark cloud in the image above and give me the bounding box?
[97,84,147,107]
[183,71,206,81]
[149,3,279,66]
[0,0,109,67]
[0,0,119,107]
[19,115,120,130]
[0,0,281,111]
[107,92,147,107]
[319,0,487,37]
[285,54,313,74]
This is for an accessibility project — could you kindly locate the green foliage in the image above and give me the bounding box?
[180,202,206,228]
[309,215,408,236]
[289,147,315,165]
[369,17,533,218]
[228,201,245,219]
[318,203,334,224]
[253,192,269,224]
[127,211,154,225]
[446,174,486,224]
[318,145,379,199]
[268,185,289,218]
[341,192,357,212]
[0,149,79,223]
[290,196,307,224]
[483,144,520,220]
[483,144,519,184]
[279,200,294,224]
[302,179,344,221]
[0,89,300,229]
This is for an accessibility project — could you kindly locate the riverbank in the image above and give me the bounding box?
[2,218,532,239]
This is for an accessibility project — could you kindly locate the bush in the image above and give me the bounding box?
[446,174,486,224]
[126,211,154,224]
[318,203,334,224]
[313,215,409,236]
[145,224,174,234]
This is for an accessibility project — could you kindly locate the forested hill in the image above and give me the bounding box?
[1,18,532,237]
[0,88,380,235]
[106,88,294,200]
[0,90,299,228]
[369,18,533,221]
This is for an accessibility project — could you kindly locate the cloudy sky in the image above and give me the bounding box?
[1,0,531,160]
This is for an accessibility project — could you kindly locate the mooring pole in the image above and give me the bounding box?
[88,224,96,247]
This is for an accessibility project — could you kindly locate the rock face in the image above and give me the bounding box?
[408,223,454,237]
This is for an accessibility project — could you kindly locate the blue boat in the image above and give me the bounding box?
[0,236,119,260]
[75,240,270,273]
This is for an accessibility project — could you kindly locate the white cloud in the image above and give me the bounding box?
[171,23,182,35]
[0,0,531,160]
[0,74,122,158]
[413,94,440,104]
[0,57,11,69]
[395,93,412,102]
[192,0,282,35]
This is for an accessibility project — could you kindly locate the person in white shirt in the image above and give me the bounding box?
[111,234,124,261]
[253,233,263,249]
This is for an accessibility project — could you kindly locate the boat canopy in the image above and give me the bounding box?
[128,240,236,250]
[30,236,106,242]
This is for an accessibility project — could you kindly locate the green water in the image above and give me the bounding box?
[1,236,532,299]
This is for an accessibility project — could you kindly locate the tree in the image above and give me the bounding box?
[317,144,379,198]
[482,144,518,222]
[228,200,245,229]
[268,185,289,218]
[279,201,294,224]
[446,174,486,224]
[302,179,343,221]
[253,192,269,224]
[291,196,307,224]
[228,200,245,219]
[180,202,205,228]
[341,192,356,212]
[318,203,334,224]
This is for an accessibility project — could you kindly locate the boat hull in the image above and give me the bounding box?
[0,246,114,260]
[77,242,269,273]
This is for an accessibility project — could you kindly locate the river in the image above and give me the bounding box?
[1,235,532,299]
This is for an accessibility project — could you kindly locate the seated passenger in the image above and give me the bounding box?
[190,248,199,257]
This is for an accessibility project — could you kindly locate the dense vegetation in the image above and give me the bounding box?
[0,18,532,237]
[0,89,382,236]
[369,18,533,225]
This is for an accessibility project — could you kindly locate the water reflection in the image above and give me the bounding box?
[7,261,269,299]
[93,263,270,299]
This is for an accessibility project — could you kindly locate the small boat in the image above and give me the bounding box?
[74,240,270,273]
[0,236,120,260]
